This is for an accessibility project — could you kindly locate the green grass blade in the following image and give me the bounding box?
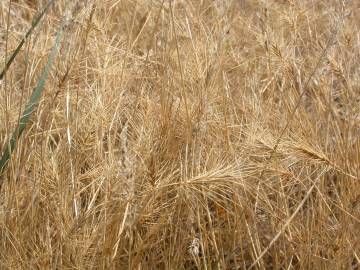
[0,0,55,81]
[0,19,65,175]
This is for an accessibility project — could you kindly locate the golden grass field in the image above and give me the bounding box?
[0,0,359,269]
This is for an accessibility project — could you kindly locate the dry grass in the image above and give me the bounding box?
[0,0,359,269]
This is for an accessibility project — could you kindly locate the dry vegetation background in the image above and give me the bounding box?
[0,0,360,269]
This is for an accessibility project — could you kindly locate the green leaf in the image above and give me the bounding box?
[0,9,66,176]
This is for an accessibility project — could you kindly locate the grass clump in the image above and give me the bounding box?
[0,0,359,269]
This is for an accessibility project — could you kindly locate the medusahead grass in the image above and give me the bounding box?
[0,0,359,269]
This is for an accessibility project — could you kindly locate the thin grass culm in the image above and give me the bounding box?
[0,0,56,80]
[0,1,359,269]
